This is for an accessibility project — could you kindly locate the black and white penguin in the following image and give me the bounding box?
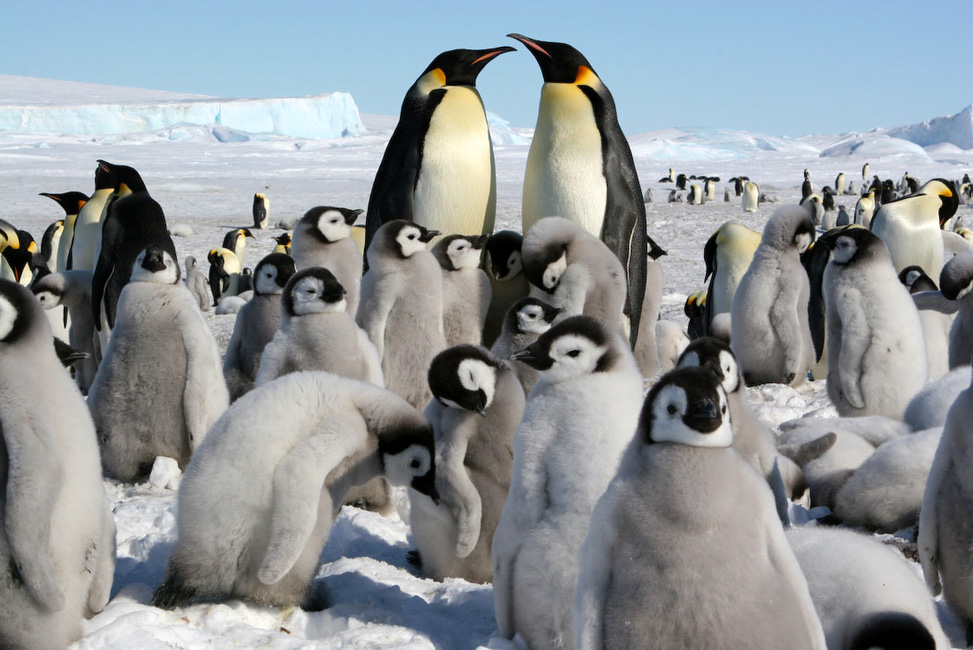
[482,230,530,348]
[207,247,242,306]
[69,161,114,273]
[38,191,87,272]
[221,227,255,268]
[272,232,291,255]
[252,192,269,229]
[900,265,939,293]
[489,296,561,396]
[290,205,365,315]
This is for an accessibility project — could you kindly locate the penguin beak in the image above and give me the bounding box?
[508,33,551,59]
[510,344,554,370]
[323,287,347,303]
[141,248,167,273]
[345,209,364,226]
[418,229,441,243]
[411,471,441,506]
[683,400,722,433]
[471,46,516,67]
[472,234,490,249]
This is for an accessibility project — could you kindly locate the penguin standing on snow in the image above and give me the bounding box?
[39,191,88,273]
[252,192,269,229]
[184,256,210,312]
[702,220,761,336]
[510,33,666,347]
[364,46,514,253]
[207,247,242,306]
[222,227,255,268]
[432,234,492,346]
[290,206,365,316]
[31,269,99,393]
[69,161,114,273]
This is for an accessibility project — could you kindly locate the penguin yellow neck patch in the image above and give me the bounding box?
[417,69,447,94]
[574,65,598,87]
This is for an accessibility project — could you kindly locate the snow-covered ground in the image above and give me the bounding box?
[1,75,972,648]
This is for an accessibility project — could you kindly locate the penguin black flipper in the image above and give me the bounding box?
[702,229,719,336]
[90,203,120,331]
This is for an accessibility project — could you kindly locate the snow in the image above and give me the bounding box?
[0,75,971,649]
[888,104,973,150]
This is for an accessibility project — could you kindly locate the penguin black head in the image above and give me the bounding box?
[432,234,487,271]
[39,191,89,216]
[222,227,255,250]
[919,178,959,227]
[371,220,440,262]
[899,265,938,294]
[485,230,524,281]
[510,315,620,381]
[41,220,64,262]
[97,159,147,195]
[421,47,516,87]
[939,251,973,301]
[428,344,502,416]
[92,160,115,191]
[378,419,439,504]
[507,34,597,85]
[132,246,179,284]
[282,266,347,316]
[0,279,40,344]
[31,271,66,310]
[763,206,816,254]
[273,232,292,253]
[641,366,732,447]
[301,206,363,244]
[253,252,296,296]
[505,296,561,336]
[848,612,936,650]
[522,218,580,293]
[819,226,884,267]
[676,337,742,394]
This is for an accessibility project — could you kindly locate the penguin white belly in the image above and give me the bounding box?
[522,85,606,237]
[413,87,495,236]
[872,197,944,278]
[712,253,752,316]
[71,189,112,272]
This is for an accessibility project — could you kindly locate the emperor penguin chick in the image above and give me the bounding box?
[821,227,927,418]
[432,234,492,346]
[87,246,229,481]
[0,279,116,650]
[730,206,816,386]
[153,373,439,610]
[184,255,210,312]
[31,269,99,393]
[290,205,364,316]
[482,230,530,348]
[573,366,826,650]
[940,251,973,368]
[493,316,643,650]
[409,345,525,583]
[490,296,561,396]
[357,220,446,409]
[223,253,296,401]
[521,216,627,337]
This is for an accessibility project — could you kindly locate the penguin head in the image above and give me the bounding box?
[641,367,732,448]
[384,220,439,259]
[510,315,619,383]
[0,279,41,345]
[301,206,363,244]
[92,160,114,191]
[97,159,146,195]
[132,246,179,284]
[418,46,516,89]
[428,345,501,415]
[282,266,347,316]
[676,337,742,394]
[485,230,524,281]
[273,232,292,253]
[939,251,973,301]
[819,226,884,267]
[899,265,938,294]
[432,234,487,271]
[507,296,561,336]
[919,178,959,227]
[30,272,67,310]
[762,205,816,254]
[684,290,706,319]
[39,191,88,216]
[507,34,600,87]
[378,421,439,504]
[223,227,255,251]
[185,255,198,272]
[253,252,297,296]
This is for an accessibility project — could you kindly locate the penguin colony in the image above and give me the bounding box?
[6,33,973,650]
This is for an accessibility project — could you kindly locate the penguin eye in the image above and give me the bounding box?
[721,404,727,415]
[410,458,421,469]
[408,234,416,240]
[666,404,678,415]
[566,349,581,358]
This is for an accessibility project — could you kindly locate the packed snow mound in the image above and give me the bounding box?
[487,111,530,146]
[887,104,973,150]
[818,133,932,161]
[629,127,819,161]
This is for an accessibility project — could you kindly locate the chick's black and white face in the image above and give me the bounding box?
[290,275,345,315]
[255,263,282,295]
[516,303,555,335]
[33,289,62,310]
[396,224,428,258]
[648,382,732,448]
[794,230,813,255]
[132,248,178,284]
[317,209,352,243]
[446,238,481,270]
[542,252,567,290]
[543,333,607,383]
[832,235,858,264]
[437,358,497,412]
[505,250,524,279]
[678,348,740,394]
[384,443,436,502]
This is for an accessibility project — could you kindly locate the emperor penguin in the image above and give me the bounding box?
[0,218,22,281]
[0,279,115,650]
[290,205,364,315]
[223,253,296,400]
[39,191,87,272]
[221,227,255,268]
[489,296,561,396]
[835,172,846,196]
[184,255,210,312]
[801,193,824,227]
[687,182,704,205]
[153,372,439,610]
[940,250,973,368]
[730,206,816,386]
[702,220,761,336]
[510,33,667,348]
[409,345,525,584]
[358,220,445,409]
[787,526,949,650]
[31,269,99,393]
[207,247,242,306]
[272,232,291,255]
[854,187,876,227]
[802,168,813,200]
[862,162,870,181]
[521,216,628,337]
[87,246,228,482]
[252,192,269,229]
[39,220,64,274]
[820,227,927,418]
[432,234,492,346]
[482,230,530,348]
[69,161,114,273]
[493,315,643,650]
[742,180,759,212]
[870,178,957,278]
[364,46,514,253]
[835,204,851,227]
[257,266,383,388]
[572,367,826,650]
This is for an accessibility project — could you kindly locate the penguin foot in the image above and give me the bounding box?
[406,549,423,569]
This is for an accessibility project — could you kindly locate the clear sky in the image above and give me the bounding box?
[4,0,972,137]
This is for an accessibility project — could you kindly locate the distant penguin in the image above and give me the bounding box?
[723,187,731,202]
[862,162,870,181]
[521,216,628,337]
[482,230,530,348]
[223,253,296,400]
[364,46,513,253]
[207,247,242,306]
[802,169,813,200]
[358,220,446,409]
[730,206,816,386]
[183,256,210,312]
[684,289,708,340]
[834,172,846,196]
[31,269,99,393]
[153,372,439,610]
[489,296,561,396]
[432,234,492,347]
[272,232,291,255]
[493,316,643,650]
[835,204,851,227]
[702,220,761,336]
[801,193,824,226]
[290,205,364,315]
[854,188,876,228]
[667,189,682,203]
[658,168,675,182]
[742,180,759,212]
[688,182,703,205]
[676,173,688,190]
[70,161,114,273]
[940,251,973,368]
[730,176,748,196]
[820,227,927,418]
[222,227,254,268]
[88,246,228,482]
[409,345,524,583]
[573,367,826,650]
[39,191,88,272]
[643,187,653,203]
[870,178,957,279]
[703,177,716,202]
[787,526,948,650]
[511,33,666,348]
[252,192,269,229]
[0,279,115,650]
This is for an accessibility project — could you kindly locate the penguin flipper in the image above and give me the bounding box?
[435,413,482,558]
[1,407,67,612]
[90,251,112,332]
[180,307,227,452]
[918,435,948,595]
[833,298,869,408]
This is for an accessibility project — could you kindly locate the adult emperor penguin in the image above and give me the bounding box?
[511,33,666,347]
[69,161,114,273]
[573,367,826,650]
[854,187,877,227]
[730,206,816,386]
[39,191,87,272]
[364,46,514,253]
[482,230,530,348]
[31,269,99,393]
[940,251,973,368]
[153,372,439,610]
[223,253,296,400]
[221,227,254,268]
[489,296,561,396]
[702,220,761,336]
[184,255,210,312]
[252,192,269,229]
[272,232,291,255]
[0,279,115,650]
[87,246,228,481]
[835,172,846,196]
[820,227,927,418]
[291,206,366,315]
[493,315,643,650]
[432,234,491,346]
[742,179,759,212]
[358,220,445,409]
[39,219,64,272]
[207,247,242,306]
[409,345,524,584]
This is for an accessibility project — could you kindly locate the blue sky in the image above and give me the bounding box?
[4,1,972,137]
